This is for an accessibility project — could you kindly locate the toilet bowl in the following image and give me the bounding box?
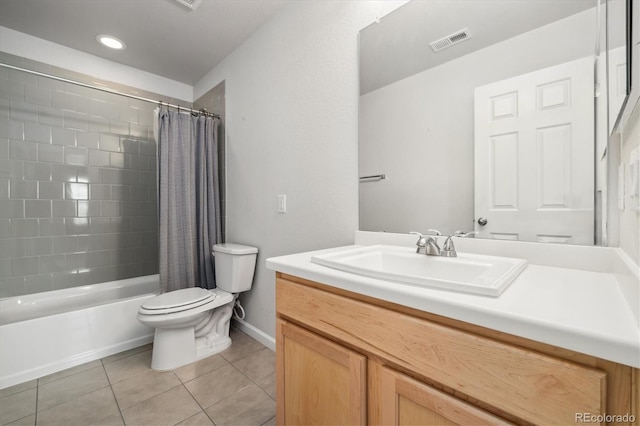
[137,243,258,371]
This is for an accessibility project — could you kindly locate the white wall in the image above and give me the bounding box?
[359,8,597,234]
[0,26,192,101]
[194,1,404,338]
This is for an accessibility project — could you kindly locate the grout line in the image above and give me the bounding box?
[229,361,276,403]
[34,379,39,426]
[101,359,127,426]
[36,360,103,387]
[33,367,111,414]
[260,415,276,426]
[176,383,217,425]
[101,344,153,367]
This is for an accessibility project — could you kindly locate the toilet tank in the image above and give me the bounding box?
[212,243,258,293]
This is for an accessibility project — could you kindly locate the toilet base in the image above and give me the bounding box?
[148,296,235,371]
[150,328,233,371]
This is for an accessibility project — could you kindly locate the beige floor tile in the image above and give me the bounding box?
[174,411,214,426]
[0,380,37,399]
[2,330,274,426]
[0,388,36,425]
[184,363,253,409]
[89,413,125,426]
[220,330,266,363]
[101,344,153,365]
[121,386,201,426]
[174,354,229,383]
[261,416,277,426]
[111,369,181,410]
[38,360,102,385]
[4,414,35,426]
[205,384,275,426]
[232,347,275,382]
[103,350,152,384]
[254,372,276,400]
[37,366,110,412]
[36,387,119,426]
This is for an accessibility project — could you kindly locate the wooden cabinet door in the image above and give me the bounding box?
[378,365,512,426]
[276,319,366,425]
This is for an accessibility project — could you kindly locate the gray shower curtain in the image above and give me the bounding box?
[157,108,221,293]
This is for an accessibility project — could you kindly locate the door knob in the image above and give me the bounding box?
[477,217,488,226]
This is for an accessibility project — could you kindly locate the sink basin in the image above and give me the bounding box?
[310,245,527,296]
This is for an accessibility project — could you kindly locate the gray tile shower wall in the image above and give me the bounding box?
[0,54,169,298]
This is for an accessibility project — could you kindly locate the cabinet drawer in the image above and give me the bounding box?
[277,277,606,425]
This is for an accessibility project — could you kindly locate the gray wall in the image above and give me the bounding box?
[194,81,226,243]
[0,53,177,298]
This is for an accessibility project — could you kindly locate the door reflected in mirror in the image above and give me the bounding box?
[607,0,628,134]
[359,0,605,245]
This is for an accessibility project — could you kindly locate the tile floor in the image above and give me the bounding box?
[0,329,276,426]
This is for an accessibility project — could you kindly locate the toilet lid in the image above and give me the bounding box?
[141,287,214,311]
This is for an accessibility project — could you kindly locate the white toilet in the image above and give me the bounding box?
[138,243,258,371]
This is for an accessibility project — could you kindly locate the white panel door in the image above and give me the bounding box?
[474,57,594,245]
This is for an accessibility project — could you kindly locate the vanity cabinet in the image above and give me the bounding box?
[278,320,366,425]
[276,272,638,425]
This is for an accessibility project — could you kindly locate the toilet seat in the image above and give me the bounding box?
[140,287,217,315]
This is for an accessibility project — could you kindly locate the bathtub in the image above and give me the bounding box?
[0,275,159,389]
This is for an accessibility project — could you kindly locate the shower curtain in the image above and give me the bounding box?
[157,108,221,293]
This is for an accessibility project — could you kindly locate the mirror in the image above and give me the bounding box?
[607,0,628,134]
[608,0,640,134]
[359,0,604,245]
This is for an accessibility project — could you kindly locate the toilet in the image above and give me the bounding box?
[137,243,258,371]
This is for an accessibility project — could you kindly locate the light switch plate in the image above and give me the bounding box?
[278,194,286,213]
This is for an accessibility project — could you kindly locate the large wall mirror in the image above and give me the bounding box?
[607,0,629,135]
[358,0,609,246]
[609,0,640,135]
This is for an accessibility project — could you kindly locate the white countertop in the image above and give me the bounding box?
[266,233,640,368]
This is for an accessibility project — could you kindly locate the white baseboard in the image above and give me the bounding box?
[232,318,275,351]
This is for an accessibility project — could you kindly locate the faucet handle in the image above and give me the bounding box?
[441,231,477,257]
[454,230,478,238]
[426,229,441,236]
[409,231,427,245]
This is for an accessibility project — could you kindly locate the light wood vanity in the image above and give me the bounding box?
[275,272,639,425]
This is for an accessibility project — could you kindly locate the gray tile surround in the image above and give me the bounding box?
[0,52,226,298]
[0,53,160,297]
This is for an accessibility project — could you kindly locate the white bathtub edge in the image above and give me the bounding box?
[0,334,153,390]
[0,275,159,390]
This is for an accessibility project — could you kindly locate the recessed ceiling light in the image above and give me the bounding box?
[97,35,126,50]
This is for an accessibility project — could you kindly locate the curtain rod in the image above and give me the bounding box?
[0,62,220,119]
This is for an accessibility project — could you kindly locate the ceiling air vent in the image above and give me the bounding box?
[174,0,202,11]
[429,28,472,52]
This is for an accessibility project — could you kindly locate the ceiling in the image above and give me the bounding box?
[359,0,596,94]
[0,0,289,86]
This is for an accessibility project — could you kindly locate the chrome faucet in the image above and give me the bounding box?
[441,231,478,257]
[410,230,442,256]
